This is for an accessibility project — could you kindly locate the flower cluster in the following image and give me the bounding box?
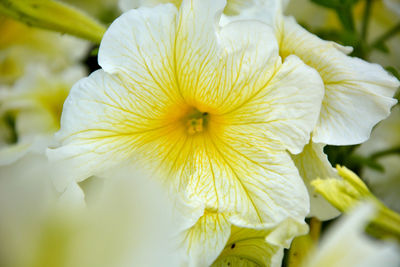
[0,0,399,266]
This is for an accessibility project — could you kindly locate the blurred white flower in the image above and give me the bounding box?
[0,157,181,267]
[0,16,89,86]
[0,65,86,165]
[50,0,325,238]
[303,203,400,267]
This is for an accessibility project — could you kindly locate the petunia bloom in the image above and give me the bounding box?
[49,0,325,231]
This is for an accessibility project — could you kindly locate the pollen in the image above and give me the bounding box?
[185,108,209,135]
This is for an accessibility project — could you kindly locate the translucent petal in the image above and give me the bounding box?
[291,142,340,220]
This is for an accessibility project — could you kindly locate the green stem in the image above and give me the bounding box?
[336,5,356,33]
[370,22,400,50]
[371,147,400,160]
[309,218,321,243]
[361,0,373,41]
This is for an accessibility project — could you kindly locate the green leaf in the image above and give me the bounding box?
[0,0,106,43]
[374,42,390,53]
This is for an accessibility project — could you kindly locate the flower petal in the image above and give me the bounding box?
[98,4,183,104]
[0,143,32,165]
[184,131,310,227]
[212,226,284,267]
[279,17,399,145]
[224,54,324,154]
[100,0,228,107]
[291,142,340,220]
[48,69,162,181]
[179,212,231,267]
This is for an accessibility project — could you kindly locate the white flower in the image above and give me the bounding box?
[0,16,89,86]
[0,65,86,165]
[49,0,325,235]
[0,157,180,267]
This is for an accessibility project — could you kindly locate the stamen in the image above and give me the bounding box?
[185,108,209,135]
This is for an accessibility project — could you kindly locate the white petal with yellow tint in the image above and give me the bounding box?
[99,4,179,103]
[179,212,231,267]
[265,216,309,248]
[212,226,283,267]
[0,142,32,165]
[228,54,324,155]
[279,17,399,146]
[51,0,322,230]
[291,142,340,220]
[0,64,84,142]
[49,70,150,181]
[185,132,310,227]
[217,22,324,155]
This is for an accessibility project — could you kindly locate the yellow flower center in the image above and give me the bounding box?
[185,108,209,135]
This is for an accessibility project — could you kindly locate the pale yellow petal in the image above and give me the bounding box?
[182,130,309,227]
[291,142,340,220]
[279,17,399,145]
[212,226,283,267]
[179,212,231,267]
[49,70,160,181]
